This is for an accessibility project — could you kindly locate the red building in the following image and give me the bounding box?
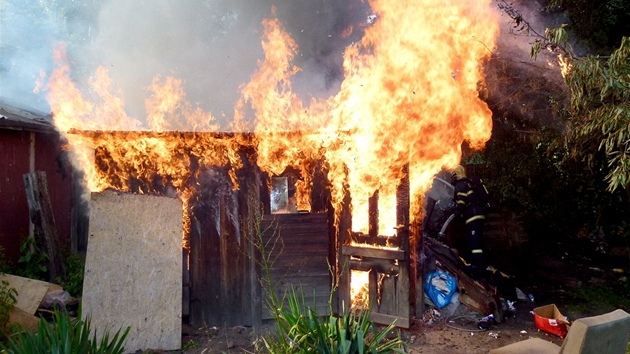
[0,102,74,265]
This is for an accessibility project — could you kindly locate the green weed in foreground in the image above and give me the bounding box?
[1,309,130,354]
[263,288,405,354]
[0,280,17,338]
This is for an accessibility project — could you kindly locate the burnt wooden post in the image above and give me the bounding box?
[396,164,411,323]
[247,174,263,326]
[412,213,423,318]
[368,190,379,239]
[337,180,353,314]
[23,171,67,282]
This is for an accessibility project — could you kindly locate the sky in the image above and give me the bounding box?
[0,0,371,122]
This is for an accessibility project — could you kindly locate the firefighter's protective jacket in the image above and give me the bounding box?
[453,177,486,224]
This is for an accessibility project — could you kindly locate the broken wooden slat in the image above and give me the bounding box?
[341,245,406,260]
[23,171,66,282]
[0,274,59,315]
[9,307,40,332]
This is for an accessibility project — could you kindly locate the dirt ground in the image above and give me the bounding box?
[167,299,564,354]
[150,250,626,353]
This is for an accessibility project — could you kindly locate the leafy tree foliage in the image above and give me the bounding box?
[492,1,630,251]
[562,37,630,196]
[546,0,630,53]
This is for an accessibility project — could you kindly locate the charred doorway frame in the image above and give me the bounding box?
[337,166,414,328]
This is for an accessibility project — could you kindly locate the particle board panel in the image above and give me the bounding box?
[83,191,182,353]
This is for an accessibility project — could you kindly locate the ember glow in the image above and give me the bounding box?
[45,0,498,298]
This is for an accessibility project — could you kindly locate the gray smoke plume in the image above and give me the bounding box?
[0,0,370,127]
[487,0,570,130]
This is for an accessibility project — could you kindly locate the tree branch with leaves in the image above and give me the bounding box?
[497,0,630,197]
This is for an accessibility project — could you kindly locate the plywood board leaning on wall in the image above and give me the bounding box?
[83,191,182,352]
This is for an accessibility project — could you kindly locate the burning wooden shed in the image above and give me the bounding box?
[72,130,335,327]
[71,128,422,330]
[40,0,503,342]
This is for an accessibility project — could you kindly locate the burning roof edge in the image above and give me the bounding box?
[0,99,55,134]
[67,129,257,139]
[66,129,331,138]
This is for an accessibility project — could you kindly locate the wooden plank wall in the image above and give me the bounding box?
[188,163,261,327]
[260,213,331,319]
[0,130,72,264]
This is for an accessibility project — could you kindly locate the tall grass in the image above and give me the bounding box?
[1,309,130,354]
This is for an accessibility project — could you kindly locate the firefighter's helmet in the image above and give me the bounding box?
[451,165,467,180]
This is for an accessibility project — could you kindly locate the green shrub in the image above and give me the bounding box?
[15,235,85,297]
[1,309,130,354]
[0,279,18,338]
[0,246,12,274]
[16,235,48,280]
[263,288,405,354]
[56,253,85,297]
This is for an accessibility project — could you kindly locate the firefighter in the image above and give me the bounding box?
[451,165,487,274]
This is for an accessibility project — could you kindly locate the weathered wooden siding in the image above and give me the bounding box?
[0,129,72,265]
[260,213,331,319]
[0,130,31,262]
[188,163,261,327]
[34,133,72,251]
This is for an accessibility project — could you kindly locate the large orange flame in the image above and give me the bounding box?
[236,0,498,235]
[45,0,498,255]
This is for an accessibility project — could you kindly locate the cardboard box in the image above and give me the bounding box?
[534,304,570,338]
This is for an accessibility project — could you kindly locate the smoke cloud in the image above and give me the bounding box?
[0,0,370,125]
[486,0,569,129]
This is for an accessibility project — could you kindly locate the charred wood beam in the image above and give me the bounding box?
[368,190,379,239]
[346,258,400,275]
[341,244,406,261]
[396,164,410,253]
[352,232,400,248]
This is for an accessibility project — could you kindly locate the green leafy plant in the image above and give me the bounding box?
[264,287,405,354]
[55,253,85,297]
[1,309,130,354]
[181,339,199,350]
[0,279,18,337]
[16,235,48,280]
[250,210,405,353]
[0,245,12,274]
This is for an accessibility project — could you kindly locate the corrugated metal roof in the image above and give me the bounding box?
[0,101,55,133]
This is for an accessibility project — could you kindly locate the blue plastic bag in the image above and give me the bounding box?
[424,270,457,309]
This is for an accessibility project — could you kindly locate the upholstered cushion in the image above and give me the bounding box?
[489,338,560,354]
[559,309,630,354]
[488,309,630,354]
